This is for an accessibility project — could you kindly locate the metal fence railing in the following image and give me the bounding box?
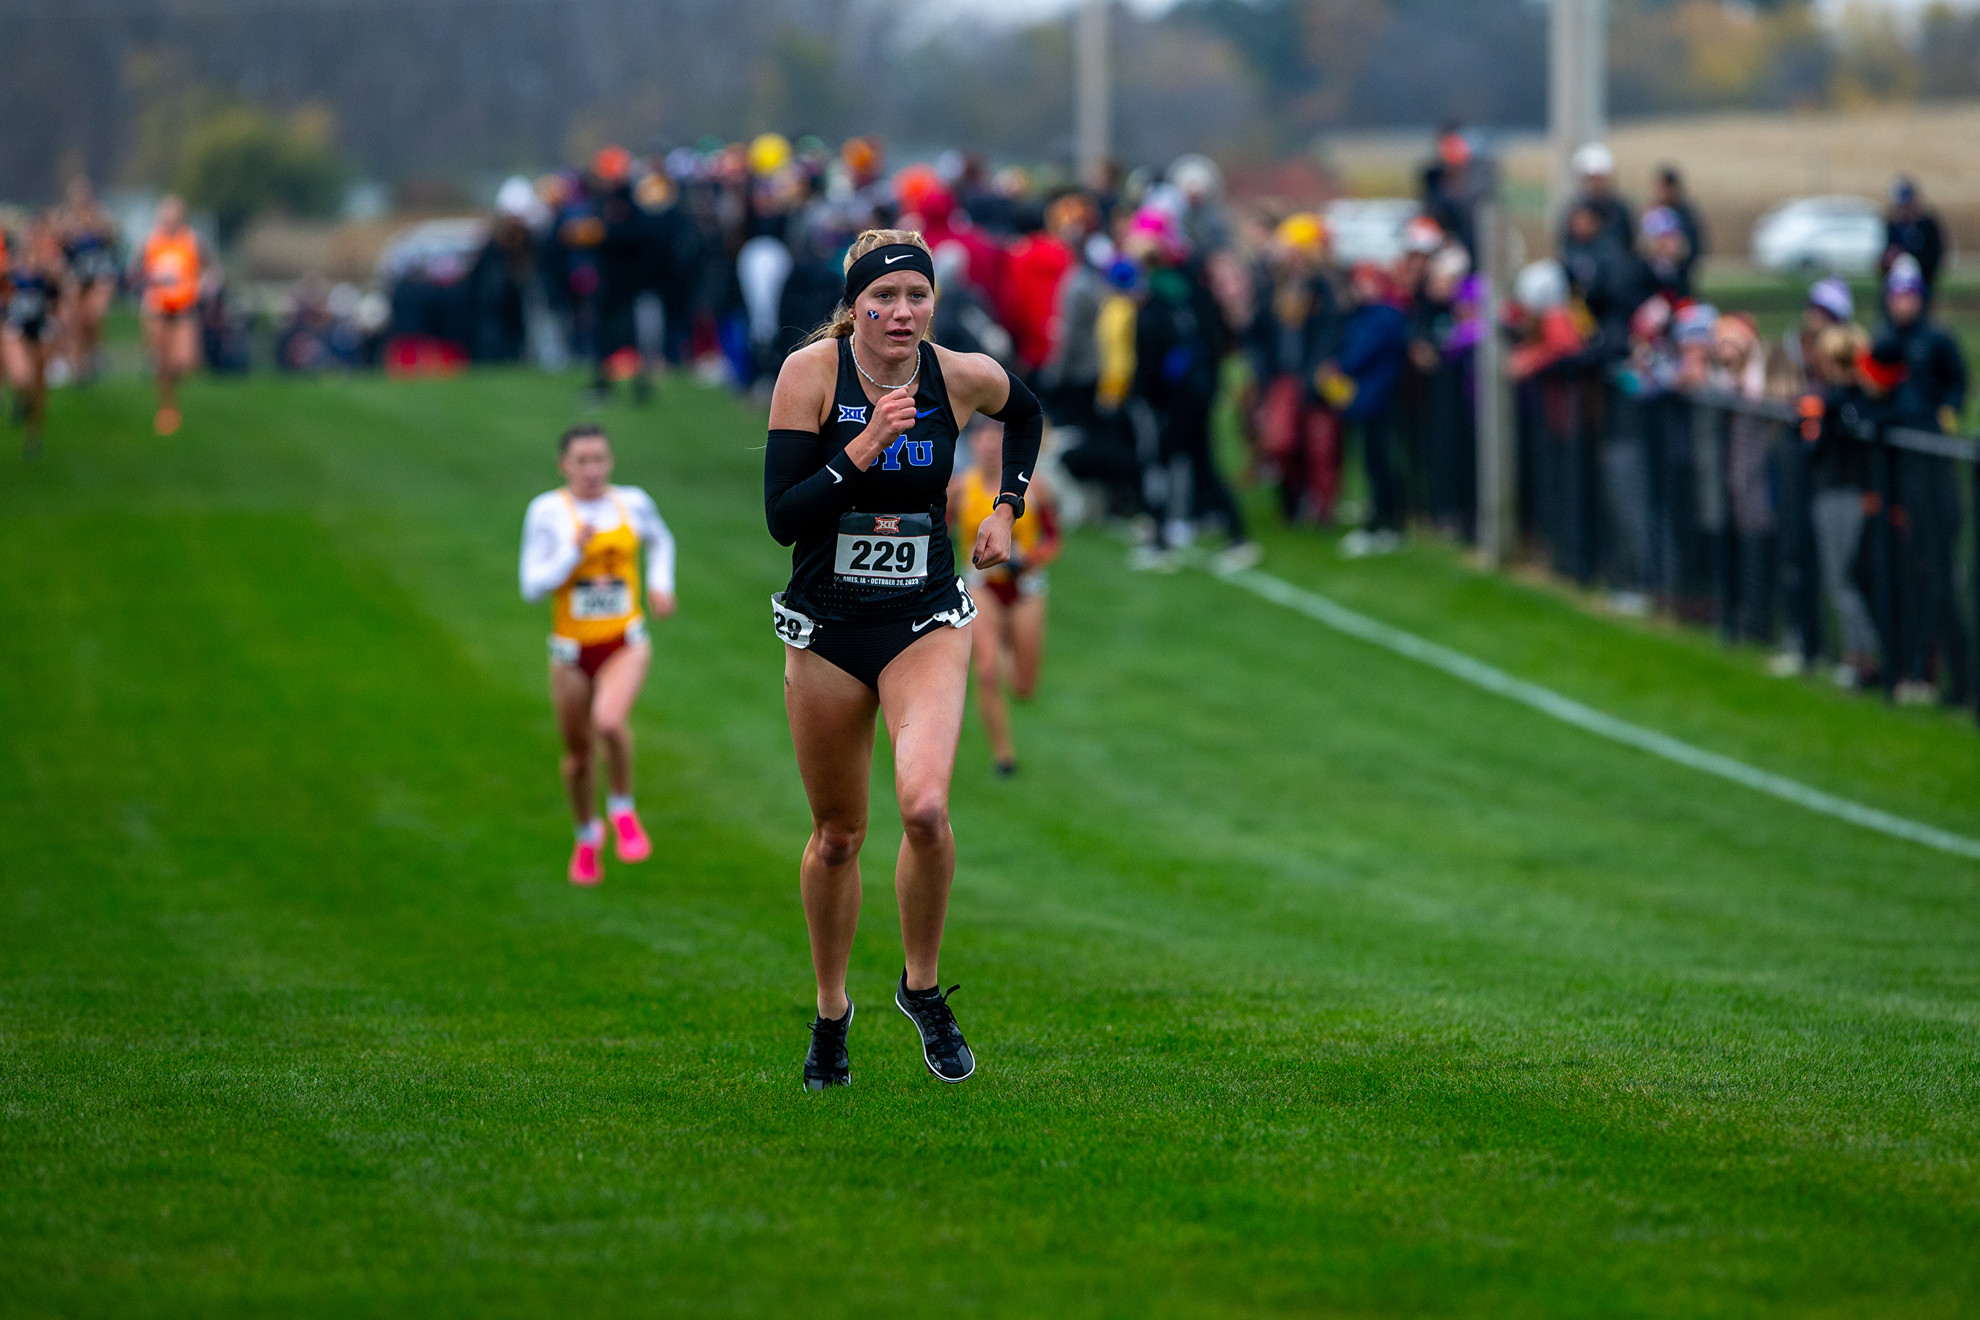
[1503,368,1980,725]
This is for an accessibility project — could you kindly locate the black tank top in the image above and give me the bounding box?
[782,338,964,623]
[6,271,54,328]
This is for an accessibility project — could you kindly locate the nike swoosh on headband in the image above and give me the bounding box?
[884,254,913,264]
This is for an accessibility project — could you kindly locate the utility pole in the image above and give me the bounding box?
[1478,0,1605,563]
[1475,198,1516,568]
[1076,0,1110,192]
[1548,0,1607,228]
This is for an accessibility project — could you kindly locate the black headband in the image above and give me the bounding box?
[843,244,936,306]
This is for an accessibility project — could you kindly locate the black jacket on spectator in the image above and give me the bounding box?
[1420,161,1490,260]
[1560,233,1645,361]
[1667,199,1706,289]
[468,228,528,363]
[1885,210,1947,290]
[1136,266,1226,411]
[594,183,645,307]
[1873,316,1968,430]
[1247,272,1341,393]
[1807,384,1873,492]
[1561,193,1634,255]
[646,202,704,363]
[775,253,842,361]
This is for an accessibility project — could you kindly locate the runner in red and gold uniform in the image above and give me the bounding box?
[950,416,1060,776]
[520,424,677,885]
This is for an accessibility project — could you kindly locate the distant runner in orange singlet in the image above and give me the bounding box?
[136,195,202,436]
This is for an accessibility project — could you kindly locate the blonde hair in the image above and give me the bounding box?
[801,229,936,347]
[1818,323,1868,372]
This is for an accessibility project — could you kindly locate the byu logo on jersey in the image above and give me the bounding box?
[837,404,869,425]
[878,435,935,470]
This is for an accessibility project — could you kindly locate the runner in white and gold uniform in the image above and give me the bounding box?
[520,424,676,885]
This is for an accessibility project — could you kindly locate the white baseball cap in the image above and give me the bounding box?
[1515,260,1569,313]
[1572,142,1616,178]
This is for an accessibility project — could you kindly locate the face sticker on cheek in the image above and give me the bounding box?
[867,310,881,319]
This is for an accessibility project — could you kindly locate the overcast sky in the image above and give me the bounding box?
[1813,0,1980,26]
[916,0,1178,23]
[948,0,1977,24]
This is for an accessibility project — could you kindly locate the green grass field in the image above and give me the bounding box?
[4,371,1980,1317]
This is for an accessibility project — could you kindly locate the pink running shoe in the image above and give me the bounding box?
[610,808,652,863]
[568,835,603,886]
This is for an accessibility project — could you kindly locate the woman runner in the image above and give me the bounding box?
[950,415,1061,776]
[765,229,1043,1090]
[520,424,677,886]
[58,177,120,384]
[135,196,202,437]
[4,222,65,457]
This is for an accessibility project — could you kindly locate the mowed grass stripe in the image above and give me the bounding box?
[1237,514,1980,839]
[1,374,1977,1317]
[1217,563,1980,861]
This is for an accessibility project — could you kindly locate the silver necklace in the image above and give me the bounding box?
[850,338,920,394]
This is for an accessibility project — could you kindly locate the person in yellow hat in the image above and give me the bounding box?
[1247,212,1344,524]
[749,133,793,178]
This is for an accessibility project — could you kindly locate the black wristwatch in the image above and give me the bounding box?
[994,491,1026,519]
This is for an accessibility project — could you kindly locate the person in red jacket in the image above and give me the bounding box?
[895,166,1008,319]
[1001,217,1073,377]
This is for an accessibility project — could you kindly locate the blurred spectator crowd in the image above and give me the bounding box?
[4,130,1971,711]
[1514,145,1967,709]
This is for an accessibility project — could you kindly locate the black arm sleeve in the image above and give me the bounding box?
[987,369,1044,500]
[764,429,859,546]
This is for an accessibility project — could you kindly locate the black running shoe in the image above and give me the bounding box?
[895,972,975,1083]
[804,1000,853,1091]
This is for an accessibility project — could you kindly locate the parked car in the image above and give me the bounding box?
[1751,196,1884,274]
[377,217,489,287]
[1325,198,1420,267]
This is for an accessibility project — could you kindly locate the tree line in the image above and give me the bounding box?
[2,0,1976,208]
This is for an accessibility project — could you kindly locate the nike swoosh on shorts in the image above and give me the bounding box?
[911,615,939,632]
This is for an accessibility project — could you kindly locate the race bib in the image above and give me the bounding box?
[771,594,815,648]
[569,576,631,620]
[834,511,931,584]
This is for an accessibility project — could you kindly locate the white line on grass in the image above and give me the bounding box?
[1221,567,1980,863]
